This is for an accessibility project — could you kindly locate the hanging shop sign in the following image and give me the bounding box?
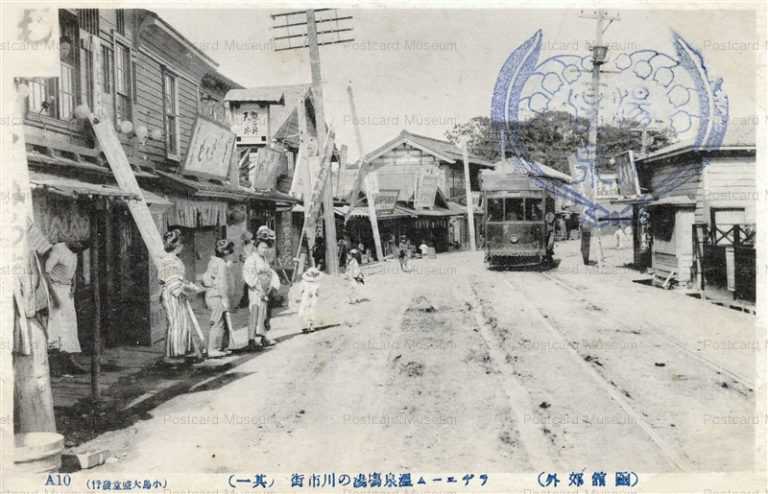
[181,116,237,180]
[374,189,399,213]
[232,102,269,145]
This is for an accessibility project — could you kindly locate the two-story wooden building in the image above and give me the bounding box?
[351,130,493,254]
[17,8,292,353]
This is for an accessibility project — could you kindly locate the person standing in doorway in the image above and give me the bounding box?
[158,230,204,365]
[201,239,235,358]
[398,236,410,272]
[45,240,87,374]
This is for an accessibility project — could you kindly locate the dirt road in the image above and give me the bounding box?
[80,241,756,473]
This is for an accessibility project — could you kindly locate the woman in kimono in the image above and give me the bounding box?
[243,228,279,349]
[159,229,203,364]
[201,239,235,358]
[298,266,321,333]
[44,240,88,374]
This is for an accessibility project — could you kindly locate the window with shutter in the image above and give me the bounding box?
[163,70,180,160]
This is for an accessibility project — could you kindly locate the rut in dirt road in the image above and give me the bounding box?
[470,269,755,471]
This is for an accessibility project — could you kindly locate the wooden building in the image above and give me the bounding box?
[356,130,494,254]
[17,8,292,352]
[632,139,756,300]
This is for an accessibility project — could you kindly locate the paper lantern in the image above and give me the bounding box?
[134,124,148,140]
[74,104,91,120]
[119,120,133,134]
[16,83,30,98]
[150,128,162,140]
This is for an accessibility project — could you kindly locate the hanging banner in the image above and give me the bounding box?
[2,7,60,77]
[364,172,379,195]
[614,150,641,198]
[414,167,439,209]
[302,128,335,249]
[181,116,236,180]
[250,146,289,190]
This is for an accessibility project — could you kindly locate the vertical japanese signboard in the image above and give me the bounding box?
[614,150,641,198]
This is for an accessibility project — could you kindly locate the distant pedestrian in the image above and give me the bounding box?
[345,249,365,304]
[201,239,235,358]
[158,229,203,364]
[338,238,348,272]
[419,240,429,257]
[312,236,324,270]
[398,237,409,272]
[298,266,321,333]
[580,222,592,265]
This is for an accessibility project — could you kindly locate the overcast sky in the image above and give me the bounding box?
[157,7,758,160]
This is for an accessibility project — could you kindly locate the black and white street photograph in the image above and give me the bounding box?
[1,2,765,492]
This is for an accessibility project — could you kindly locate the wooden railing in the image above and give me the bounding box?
[692,223,756,301]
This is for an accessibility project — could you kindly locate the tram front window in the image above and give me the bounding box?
[505,198,524,221]
[487,198,504,221]
[525,198,544,221]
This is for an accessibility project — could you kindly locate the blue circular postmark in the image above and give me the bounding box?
[491,30,729,225]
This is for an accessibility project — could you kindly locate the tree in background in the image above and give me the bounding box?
[445,111,674,174]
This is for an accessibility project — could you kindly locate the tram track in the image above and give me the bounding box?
[539,271,755,390]
[470,272,693,471]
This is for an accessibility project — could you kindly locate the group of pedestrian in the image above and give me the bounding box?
[158,225,280,365]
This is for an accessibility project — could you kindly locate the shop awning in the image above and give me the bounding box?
[30,171,171,206]
[647,195,696,207]
[156,171,297,203]
[399,204,464,217]
[292,204,416,220]
[30,171,137,200]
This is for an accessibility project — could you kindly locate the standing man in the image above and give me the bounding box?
[581,221,592,265]
[338,238,348,272]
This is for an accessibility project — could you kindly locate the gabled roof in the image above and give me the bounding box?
[487,156,573,183]
[224,87,285,104]
[365,130,495,168]
[636,137,756,165]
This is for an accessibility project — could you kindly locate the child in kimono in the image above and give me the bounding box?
[345,249,365,304]
[201,239,235,358]
[298,266,321,333]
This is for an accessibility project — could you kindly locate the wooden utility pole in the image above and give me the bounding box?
[306,9,339,274]
[579,9,619,266]
[272,9,355,275]
[462,142,477,251]
[346,83,384,261]
[90,203,102,401]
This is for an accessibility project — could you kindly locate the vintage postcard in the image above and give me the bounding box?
[0,1,766,493]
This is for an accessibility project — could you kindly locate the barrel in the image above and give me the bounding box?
[14,432,65,473]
